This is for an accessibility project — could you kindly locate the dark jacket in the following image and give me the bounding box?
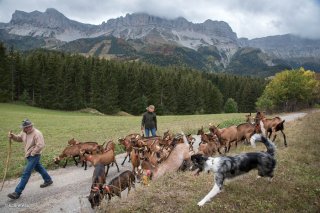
[141,112,157,129]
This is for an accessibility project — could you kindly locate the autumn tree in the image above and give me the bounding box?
[256,68,319,111]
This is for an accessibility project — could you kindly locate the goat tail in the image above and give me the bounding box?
[181,132,189,145]
[275,120,285,131]
[260,136,276,157]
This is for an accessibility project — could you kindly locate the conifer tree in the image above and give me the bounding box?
[0,43,10,102]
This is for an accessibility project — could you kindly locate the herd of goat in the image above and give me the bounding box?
[53,111,287,208]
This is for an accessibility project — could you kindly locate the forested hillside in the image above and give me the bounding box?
[0,43,266,114]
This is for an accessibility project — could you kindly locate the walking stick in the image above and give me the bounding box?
[0,130,12,191]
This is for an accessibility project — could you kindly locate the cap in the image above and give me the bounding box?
[21,119,33,128]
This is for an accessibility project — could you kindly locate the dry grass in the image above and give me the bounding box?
[102,111,320,212]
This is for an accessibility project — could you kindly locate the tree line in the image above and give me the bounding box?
[0,43,266,115]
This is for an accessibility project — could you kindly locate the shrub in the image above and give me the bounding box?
[224,98,238,113]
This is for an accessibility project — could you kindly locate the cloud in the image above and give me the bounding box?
[0,0,319,39]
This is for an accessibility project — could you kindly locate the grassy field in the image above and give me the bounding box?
[0,103,246,179]
[101,111,320,212]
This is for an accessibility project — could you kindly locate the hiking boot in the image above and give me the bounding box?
[40,180,53,188]
[7,192,20,199]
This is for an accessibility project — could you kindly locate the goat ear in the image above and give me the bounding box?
[209,123,212,126]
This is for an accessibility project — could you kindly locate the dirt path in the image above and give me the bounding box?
[0,154,130,213]
[279,112,307,122]
[0,111,315,213]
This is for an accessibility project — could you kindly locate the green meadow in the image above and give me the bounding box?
[0,103,245,179]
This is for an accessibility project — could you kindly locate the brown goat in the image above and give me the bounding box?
[67,138,104,153]
[255,112,287,146]
[198,140,219,157]
[130,148,141,176]
[209,124,238,153]
[54,144,87,169]
[103,170,135,200]
[118,133,142,165]
[104,140,115,152]
[236,123,256,145]
[145,139,161,153]
[158,130,174,147]
[187,134,196,151]
[88,163,106,209]
[81,142,120,176]
[245,112,256,124]
[197,127,217,146]
[197,126,205,135]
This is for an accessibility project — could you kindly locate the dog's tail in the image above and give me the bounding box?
[260,136,276,157]
[250,134,276,157]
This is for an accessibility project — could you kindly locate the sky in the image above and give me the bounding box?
[0,0,319,39]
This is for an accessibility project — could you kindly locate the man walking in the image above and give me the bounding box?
[7,119,53,199]
[141,105,157,137]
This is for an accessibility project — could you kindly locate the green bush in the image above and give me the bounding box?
[224,98,238,113]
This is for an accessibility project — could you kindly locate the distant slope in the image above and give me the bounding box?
[227,48,291,77]
[0,29,46,50]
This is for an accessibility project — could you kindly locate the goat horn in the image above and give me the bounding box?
[217,123,221,128]
[209,123,213,126]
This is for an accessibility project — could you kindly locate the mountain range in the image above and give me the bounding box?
[1,8,319,76]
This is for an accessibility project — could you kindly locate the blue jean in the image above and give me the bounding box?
[15,155,52,195]
[145,128,157,137]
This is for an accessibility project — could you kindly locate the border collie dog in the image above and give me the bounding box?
[191,135,276,206]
